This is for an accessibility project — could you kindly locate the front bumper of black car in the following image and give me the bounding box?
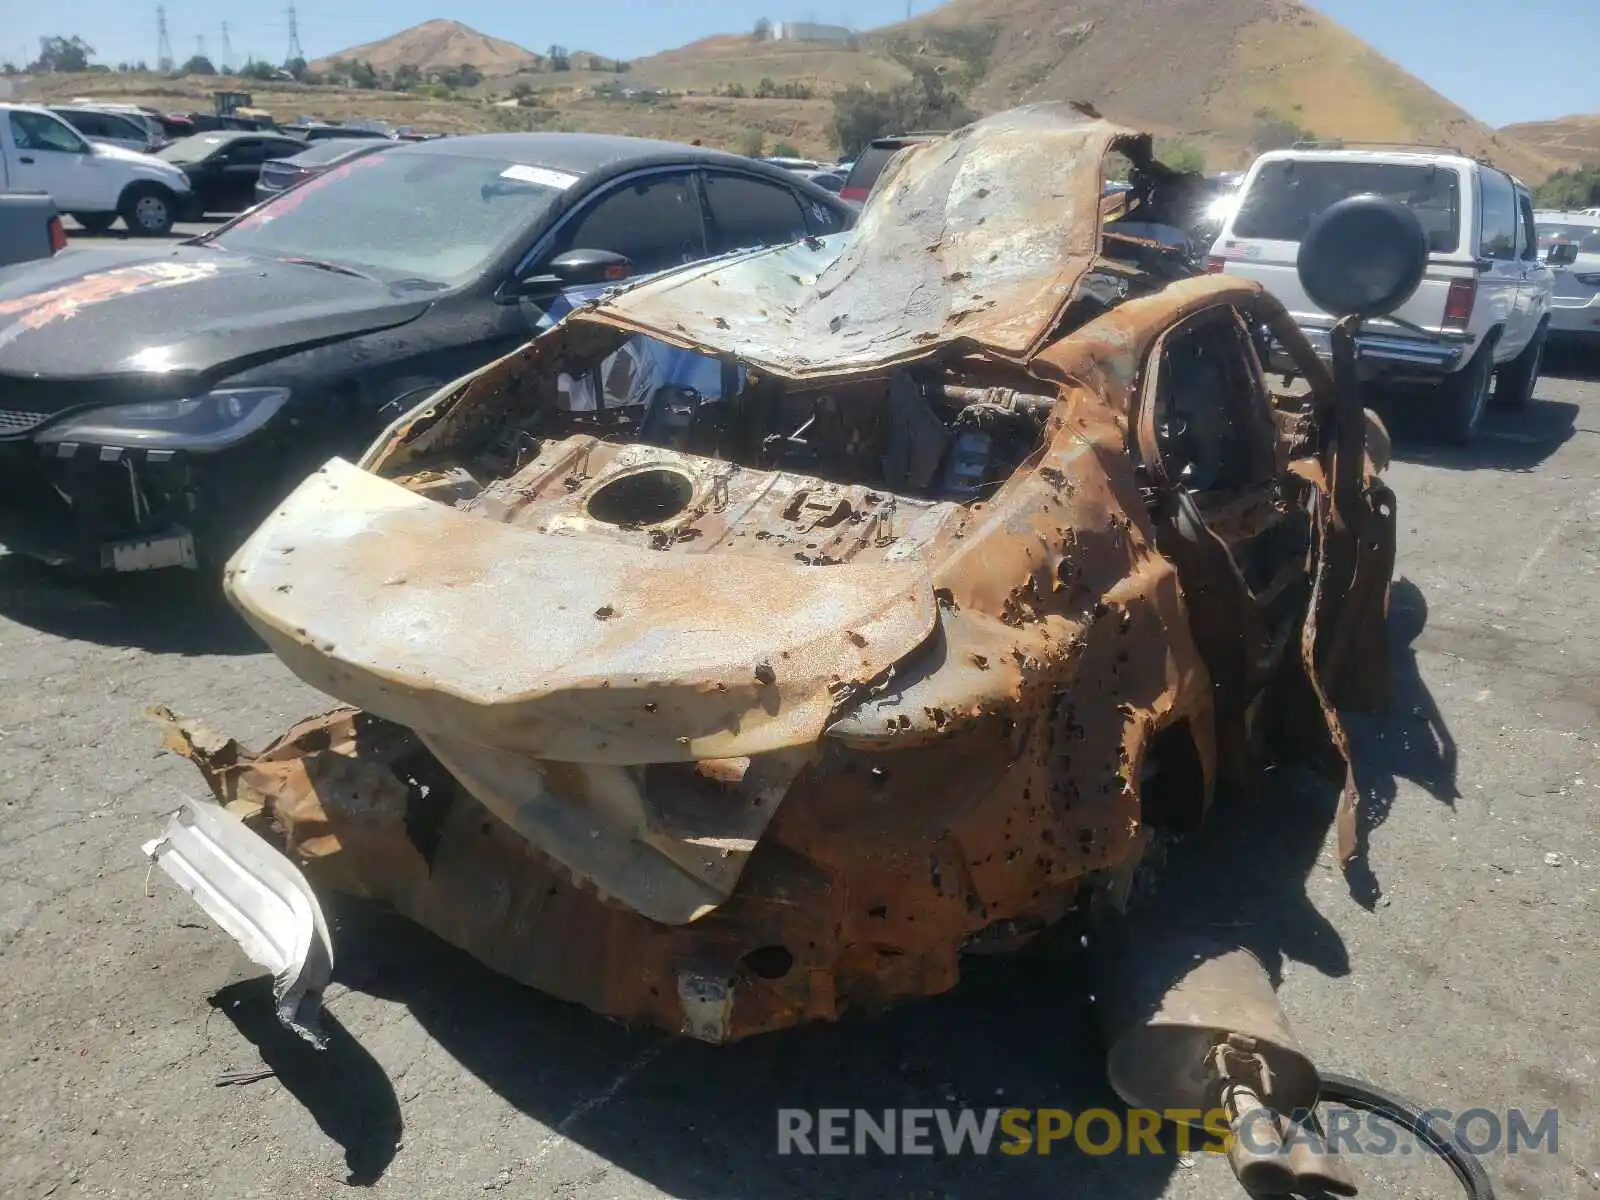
[0,440,210,572]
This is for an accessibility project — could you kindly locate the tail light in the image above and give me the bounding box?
[48,216,67,255]
[1206,256,1226,274]
[1443,277,1476,329]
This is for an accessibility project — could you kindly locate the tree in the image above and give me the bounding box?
[831,64,975,157]
[1251,110,1311,152]
[1160,140,1207,174]
[739,128,766,157]
[1533,164,1600,210]
[547,45,570,71]
[614,58,631,73]
[772,141,801,158]
[32,35,95,73]
[0,62,17,76]
[754,17,773,41]
[340,58,380,89]
[285,56,307,80]
[237,59,278,82]
[392,62,422,90]
[437,63,481,89]
[181,54,217,76]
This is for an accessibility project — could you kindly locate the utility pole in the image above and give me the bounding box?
[196,33,207,65]
[156,5,174,73]
[284,4,305,66]
[220,21,233,73]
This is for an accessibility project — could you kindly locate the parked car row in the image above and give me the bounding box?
[0,114,1588,584]
[0,132,855,574]
[0,102,454,236]
[1,103,192,235]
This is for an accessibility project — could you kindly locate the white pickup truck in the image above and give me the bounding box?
[0,102,191,236]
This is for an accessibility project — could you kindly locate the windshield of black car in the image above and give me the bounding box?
[1232,160,1463,252]
[210,151,569,286]
[158,133,241,163]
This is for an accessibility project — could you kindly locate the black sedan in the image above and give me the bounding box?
[158,130,312,216]
[254,138,394,205]
[0,132,854,575]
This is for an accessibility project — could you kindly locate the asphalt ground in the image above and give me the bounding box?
[0,325,1594,1198]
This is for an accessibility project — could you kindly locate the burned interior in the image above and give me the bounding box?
[149,105,1396,1051]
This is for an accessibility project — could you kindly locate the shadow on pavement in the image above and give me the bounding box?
[1543,344,1600,383]
[211,979,401,1186]
[1341,578,1460,909]
[0,553,262,656]
[1376,392,1578,474]
[306,898,1195,1198]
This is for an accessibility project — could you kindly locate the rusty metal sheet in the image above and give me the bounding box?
[224,457,938,765]
[572,105,1150,379]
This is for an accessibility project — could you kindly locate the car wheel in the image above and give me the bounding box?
[1492,322,1546,410]
[70,212,117,235]
[1432,339,1495,445]
[120,185,176,237]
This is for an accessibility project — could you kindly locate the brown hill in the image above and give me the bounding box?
[634,0,1555,179]
[1500,115,1600,169]
[889,0,1550,177]
[312,19,539,76]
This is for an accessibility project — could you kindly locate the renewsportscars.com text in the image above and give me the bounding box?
[776,1107,1559,1157]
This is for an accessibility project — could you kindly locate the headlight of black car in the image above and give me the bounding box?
[34,387,291,452]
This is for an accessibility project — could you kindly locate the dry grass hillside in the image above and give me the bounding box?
[15,71,842,158]
[309,19,539,75]
[12,2,1567,177]
[630,0,1556,177]
[630,35,913,94]
[1501,115,1600,169]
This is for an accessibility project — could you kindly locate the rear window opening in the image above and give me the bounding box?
[1232,160,1462,254]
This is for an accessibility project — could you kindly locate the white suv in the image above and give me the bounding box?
[1209,147,1554,443]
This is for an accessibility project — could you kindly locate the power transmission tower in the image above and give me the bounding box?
[156,5,174,73]
[284,4,305,66]
[220,21,233,72]
[196,34,207,64]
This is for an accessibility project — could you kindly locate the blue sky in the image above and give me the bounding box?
[9,0,1596,127]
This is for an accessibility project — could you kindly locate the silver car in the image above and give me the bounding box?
[1535,210,1600,347]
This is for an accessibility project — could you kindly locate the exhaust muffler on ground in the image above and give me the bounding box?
[1093,927,1358,1196]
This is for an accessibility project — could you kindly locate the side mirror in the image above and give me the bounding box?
[516,248,632,298]
[1546,241,1579,267]
[1296,194,1428,319]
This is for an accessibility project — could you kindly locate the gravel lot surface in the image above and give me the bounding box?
[0,342,1595,1199]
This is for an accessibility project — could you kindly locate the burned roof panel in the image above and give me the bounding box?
[575,105,1152,380]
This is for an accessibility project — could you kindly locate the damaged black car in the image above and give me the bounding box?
[0,131,851,574]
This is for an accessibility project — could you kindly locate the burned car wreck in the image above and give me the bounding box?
[146,106,1399,1052]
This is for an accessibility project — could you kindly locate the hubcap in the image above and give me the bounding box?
[135,196,167,230]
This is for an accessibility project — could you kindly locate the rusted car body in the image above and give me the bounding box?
[151,105,1395,1045]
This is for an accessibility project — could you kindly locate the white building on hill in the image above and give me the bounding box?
[772,21,854,44]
